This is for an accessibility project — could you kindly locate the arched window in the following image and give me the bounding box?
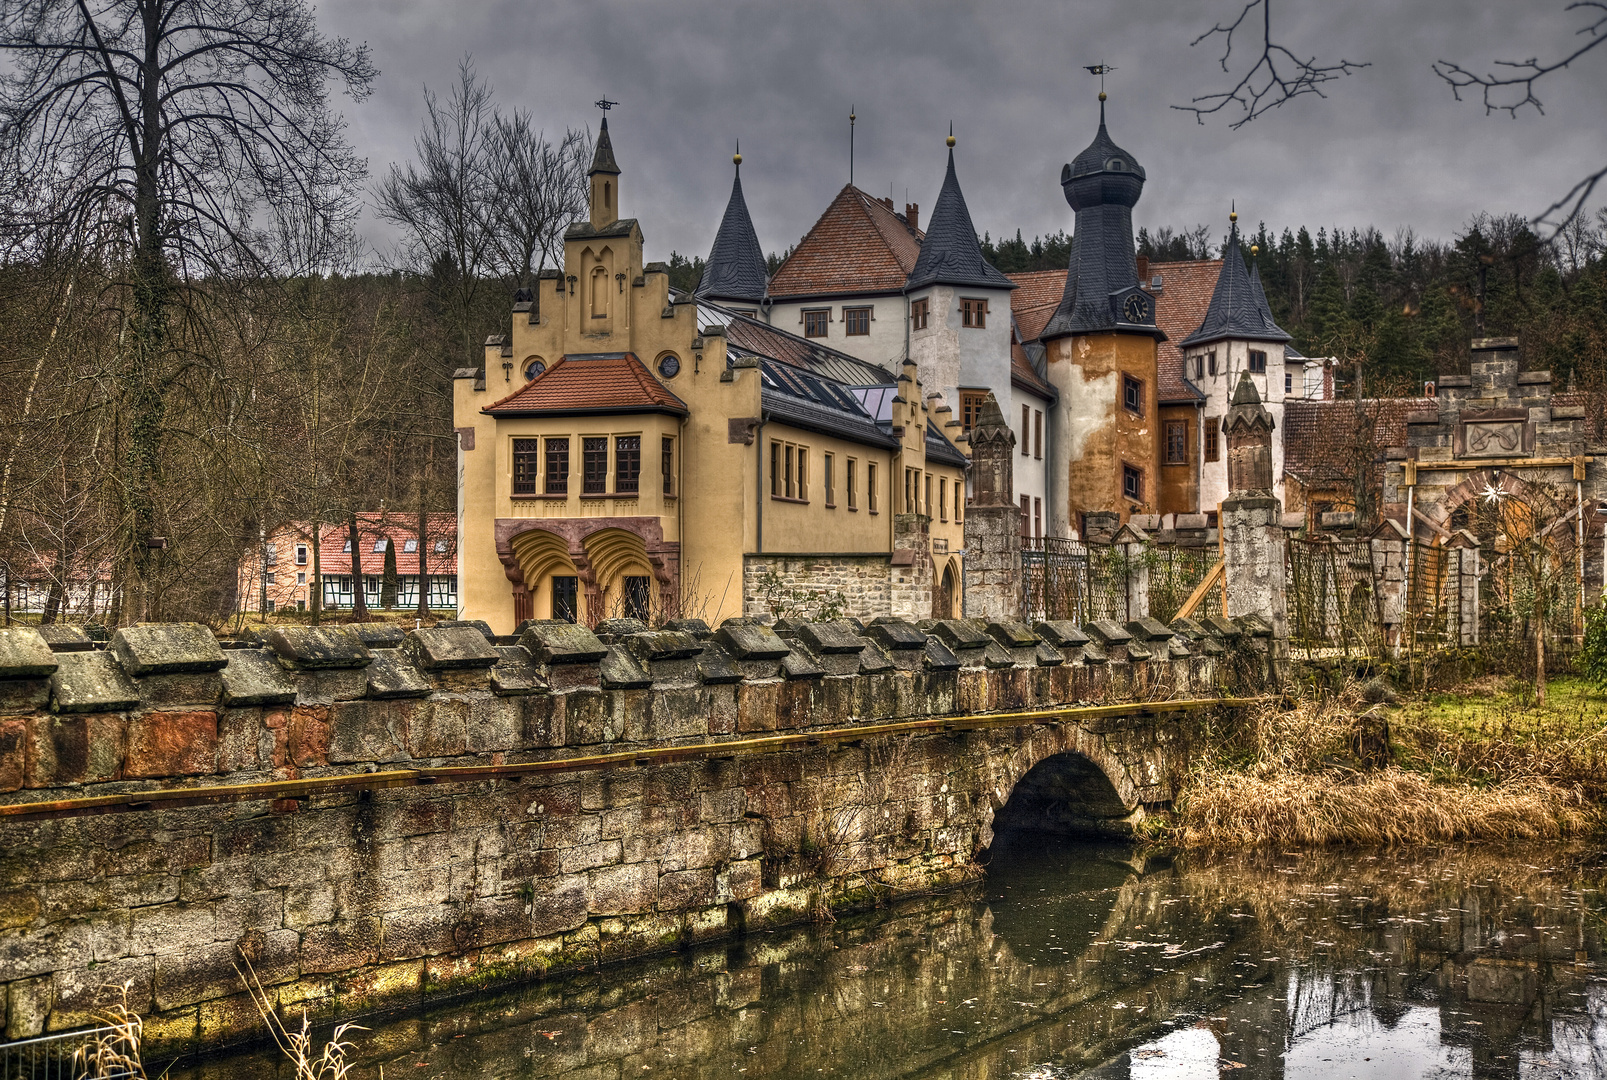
[603,181,611,210]
[591,266,608,318]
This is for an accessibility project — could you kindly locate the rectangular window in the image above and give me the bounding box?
[1122,464,1144,502]
[847,458,858,509]
[1193,355,1204,380]
[583,437,608,494]
[1034,497,1042,539]
[844,306,871,335]
[797,448,808,501]
[435,539,449,554]
[265,598,275,613]
[297,572,306,585]
[1204,420,1220,463]
[552,575,578,623]
[1123,374,1144,416]
[266,571,276,585]
[615,435,641,494]
[1034,410,1043,459]
[924,472,933,517]
[265,544,277,566]
[662,437,674,495]
[825,453,836,507]
[624,576,652,621]
[785,444,795,499]
[365,575,380,595]
[771,441,780,497]
[1249,349,1267,374]
[1166,420,1189,465]
[373,538,387,553]
[1020,495,1030,538]
[513,438,540,494]
[295,545,308,566]
[403,539,418,553]
[1021,405,1030,455]
[1285,371,1294,395]
[803,308,829,338]
[1208,351,1218,376]
[911,298,929,331]
[939,477,948,521]
[868,463,878,512]
[545,437,570,494]
[961,297,987,328]
[342,539,351,553]
[961,391,988,434]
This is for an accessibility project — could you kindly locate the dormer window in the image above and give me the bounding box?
[1107,158,1125,171]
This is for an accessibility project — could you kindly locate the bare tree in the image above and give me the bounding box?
[374,56,497,370]
[488,115,591,291]
[0,0,375,622]
[1173,0,1368,128]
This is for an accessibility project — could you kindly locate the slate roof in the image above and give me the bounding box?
[589,117,620,176]
[1042,101,1150,341]
[483,353,688,417]
[1181,222,1291,348]
[767,185,923,298]
[696,164,768,304]
[1283,398,1432,485]
[905,150,1015,293]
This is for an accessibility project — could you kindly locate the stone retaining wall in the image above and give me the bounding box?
[0,612,1260,1052]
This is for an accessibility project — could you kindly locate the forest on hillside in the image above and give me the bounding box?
[978,214,1607,396]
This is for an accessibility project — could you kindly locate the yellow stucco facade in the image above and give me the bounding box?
[453,124,965,634]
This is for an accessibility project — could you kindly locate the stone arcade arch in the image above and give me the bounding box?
[979,724,1149,848]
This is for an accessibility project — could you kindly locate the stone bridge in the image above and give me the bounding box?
[0,612,1271,1053]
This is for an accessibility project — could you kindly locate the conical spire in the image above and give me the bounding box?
[696,147,768,304]
[1247,261,1285,336]
[589,117,620,176]
[1181,215,1290,348]
[906,133,1016,292]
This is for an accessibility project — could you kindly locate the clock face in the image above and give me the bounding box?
[1122,293,1149,323]
[658,354,681,379]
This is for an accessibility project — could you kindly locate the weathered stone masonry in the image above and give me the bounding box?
[0,613,1260,1053]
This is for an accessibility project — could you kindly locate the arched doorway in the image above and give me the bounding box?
[934,561,958,620]
[510,529,582,624]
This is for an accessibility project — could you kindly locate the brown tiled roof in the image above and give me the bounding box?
[767,185,924,298]
[1284,398,1434,485]
[483,353,688,417]
[1150,259,1221,404]
[1007,270,1066,345]
[1010,342,1056,401]
[308,514,459,576]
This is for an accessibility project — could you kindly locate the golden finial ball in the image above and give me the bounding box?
[1251,244,1259,256]
[733,152,742,165]
[946,134,956,147]
[1230,210,1238,223]
[1098,91,1107,101]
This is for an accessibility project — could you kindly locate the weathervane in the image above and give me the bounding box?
[1083,63,1117,98]
[594,97,617,112]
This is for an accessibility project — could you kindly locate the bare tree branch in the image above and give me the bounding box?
[1173,0,1368,129]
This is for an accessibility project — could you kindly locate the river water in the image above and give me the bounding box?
[168,839,1607,1079]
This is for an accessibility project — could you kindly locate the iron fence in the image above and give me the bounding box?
[1022,536,1090,624]
[1287,537,1386,657]
[1022,538,1219,625]
[0,1028,129,1079]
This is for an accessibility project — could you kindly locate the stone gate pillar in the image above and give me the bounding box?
[962,393,1022,620]
[1220,374,1289,676]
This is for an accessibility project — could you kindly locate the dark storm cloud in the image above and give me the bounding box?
[319,0,1607,262]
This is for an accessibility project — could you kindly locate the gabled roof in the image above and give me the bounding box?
[767,185,923,299]
[483,353,688,417]
[1010,342,1057,402]
[1007,270,1069,345]
[1180,221,1291,348]
[905,149,1015,293]
[696,162,768,304]
[1149,259,1221,404]
[305,514,459,576]
[1283,398,1433,485]
[703,302,894,387]
[760,359,899,449]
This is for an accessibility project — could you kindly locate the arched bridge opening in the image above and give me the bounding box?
[991,750,1146,844]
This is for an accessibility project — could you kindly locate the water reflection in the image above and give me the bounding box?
[166,840,1607,1079]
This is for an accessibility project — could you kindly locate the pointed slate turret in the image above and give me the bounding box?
[1247,261,1286,338]
[696,152,768,305]
[1181,218,1290,348]
[589,117,620,177]
[905,143,1015,292]
[1043,97,1159,340]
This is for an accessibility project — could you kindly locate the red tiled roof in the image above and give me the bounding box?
[1283,398,1434,485]
[767,185,924,298]
[484,353,687,416]
[1150,260,1221,404]
[269,513,458,576]
[1007,270,1065,345]
[1008,262,1221,404]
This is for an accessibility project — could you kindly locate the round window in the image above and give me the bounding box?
[658,353,681,379]
[524,358,546,380]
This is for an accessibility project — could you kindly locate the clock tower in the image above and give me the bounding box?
[1041,94,1167,532]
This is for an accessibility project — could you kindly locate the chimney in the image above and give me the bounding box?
[905,202,919,231]
[1136,255,1149,285]
[881,196,894,210]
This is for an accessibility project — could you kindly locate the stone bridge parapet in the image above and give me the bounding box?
[0,613,1264,1050]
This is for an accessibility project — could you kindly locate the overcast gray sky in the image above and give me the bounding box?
[320,0,1607,264]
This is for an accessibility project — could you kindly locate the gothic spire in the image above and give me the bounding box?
[1181,215,1290,348]
[906,133,1015,293]
[696,147,768,304]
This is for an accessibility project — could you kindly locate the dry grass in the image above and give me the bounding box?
[74,983,152,1079]
[1170,683,1606,848]
[235,955,364,1079]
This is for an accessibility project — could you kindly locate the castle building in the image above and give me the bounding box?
[453,122,966,634]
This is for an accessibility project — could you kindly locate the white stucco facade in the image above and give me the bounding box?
[765,295,909,371]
